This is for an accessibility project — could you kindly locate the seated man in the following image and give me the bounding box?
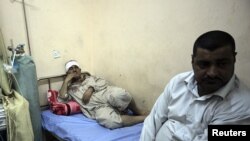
[59,60,148,129]
[140,30,250,141]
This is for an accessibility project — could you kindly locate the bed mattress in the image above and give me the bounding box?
[41,110,143,141]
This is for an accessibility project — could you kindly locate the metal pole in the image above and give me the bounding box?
[22,0,32,56]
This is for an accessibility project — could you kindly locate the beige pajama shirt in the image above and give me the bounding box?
[66,75,132,129]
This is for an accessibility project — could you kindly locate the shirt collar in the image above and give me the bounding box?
[185,71,235,99]
[212,74,235,99]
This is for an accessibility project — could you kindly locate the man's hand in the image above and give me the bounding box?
[82,87,95,104]
[65,73,78,84]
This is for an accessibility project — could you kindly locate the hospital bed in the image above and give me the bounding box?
[39,74,144,141]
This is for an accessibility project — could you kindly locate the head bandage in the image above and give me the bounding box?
[65,60,80,72]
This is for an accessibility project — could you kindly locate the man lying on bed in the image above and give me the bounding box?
[59,60,148,129]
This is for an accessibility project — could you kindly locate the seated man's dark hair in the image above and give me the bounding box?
[193,30,235,56]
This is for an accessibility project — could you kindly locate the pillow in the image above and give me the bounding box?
[47,90,81,115]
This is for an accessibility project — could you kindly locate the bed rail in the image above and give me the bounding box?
[38,74,65,90]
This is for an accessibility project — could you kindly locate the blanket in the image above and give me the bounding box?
[47,90,81,115]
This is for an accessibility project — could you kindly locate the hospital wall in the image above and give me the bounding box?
[0,0,250,110]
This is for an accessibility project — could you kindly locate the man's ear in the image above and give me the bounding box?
[191,54,194,64]
[234,52,237,63]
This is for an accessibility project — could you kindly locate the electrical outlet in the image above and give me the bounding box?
[52,50,61,58]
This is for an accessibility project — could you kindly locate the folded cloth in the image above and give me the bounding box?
[47,90,81,115]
